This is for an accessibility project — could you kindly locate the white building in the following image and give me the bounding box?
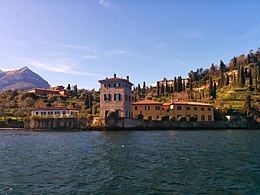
[31,106,79,117]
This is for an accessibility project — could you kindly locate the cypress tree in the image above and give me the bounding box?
[165,79,170,93]
[143,81,146,92]
[213,82,217,99]
[174,77,177,92]
[219,60,226,88]
[161,83,165,95]
[226,75,230,86]
[156,82,160,96]
[249,68,253,90]
[241,67,245,87]
[209,76,213,97]
[177,76,182,92]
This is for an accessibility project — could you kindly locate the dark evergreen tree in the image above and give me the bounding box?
[219,60,226,87]
[174,77,177,92]
[213,82,217,99]
[241,67,245,87]
[177,76,182,92]
[161,83,165,95]
[225,75,230,86]
[73,85,78,96]
[209,76,214,97]
[156,82,160,96]
[142,81,146,92]
[67,84,71,90]
[137,84,141,92]
[165,79,170,93]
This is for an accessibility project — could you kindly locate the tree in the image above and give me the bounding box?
[142,81,146,93]
[67,84,71,90]
[137,84,141,93]
[165,79,170,94]
[213,82,217,99]
[249,68,253,90]
[73,85,78,96]
[177,76,182,92]
[241,67,245,87]
[174,77,177,92]
[219,60,226,88]
[209,76,214,98]
[156,82,160,96]
[225,75,230,86]
[161,83,165,95]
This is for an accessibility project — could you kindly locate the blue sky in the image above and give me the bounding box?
[0,0,260,89]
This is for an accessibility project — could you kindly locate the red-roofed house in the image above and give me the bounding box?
[132,100,214,121]
[99,74,133,121]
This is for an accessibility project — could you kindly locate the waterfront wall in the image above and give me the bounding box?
[24,117,87,130]
[106,118,256,130]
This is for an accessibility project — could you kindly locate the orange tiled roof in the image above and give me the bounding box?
[99,77,133,85]
[173,101,213,107]
[132,100,163,105]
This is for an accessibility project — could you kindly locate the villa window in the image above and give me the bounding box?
[194,115,198,119]
[114,93,122,101]
[177,106,182,110]
[194,107,197,111]
[187,107,190,110]
[208,108,212,111]
[63,111,66,115]
[104,83,111,88]
[187,114,191,118]
[135,106,138,110]
[114,83,121,87]
[145,106,150,110]
[208,115,212,121]
[104,94,111,101]
[201,107,205,111]
[201,115,205,121]
[155,106,160,110]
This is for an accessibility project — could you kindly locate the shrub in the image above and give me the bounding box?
[137,113,144,120]
[161,115,169,121]
[189,116,197,121]
[178,116,186,121]
[146,115,152,120]
[169,116,176,121]
[107,111,117,118]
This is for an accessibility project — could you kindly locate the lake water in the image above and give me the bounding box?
[0,130,259,194]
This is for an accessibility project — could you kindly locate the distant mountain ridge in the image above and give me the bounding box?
[0,66,50,91]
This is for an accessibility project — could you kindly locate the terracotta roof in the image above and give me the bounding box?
[173,101,213,107]
[162,102,172,106]
[99,77,133,85]
[132,100,163,105]
[33,106,78,111]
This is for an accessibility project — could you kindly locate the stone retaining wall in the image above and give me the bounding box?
[106,118,256,130]
[24,118,87,130]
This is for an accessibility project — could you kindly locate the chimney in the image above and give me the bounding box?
[126,76,129,81]
[114,73,116,78]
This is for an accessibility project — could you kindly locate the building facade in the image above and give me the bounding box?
[132,100,163,120]
[99,74,133,120]
[31,106,79,117]
[132,100,214,121]
[29,85,72,96]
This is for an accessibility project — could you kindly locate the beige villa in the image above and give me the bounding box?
[132,100,214,121]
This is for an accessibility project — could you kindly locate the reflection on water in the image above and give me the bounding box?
[0,130,259,194]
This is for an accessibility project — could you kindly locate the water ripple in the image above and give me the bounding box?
[0,130,259,194]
